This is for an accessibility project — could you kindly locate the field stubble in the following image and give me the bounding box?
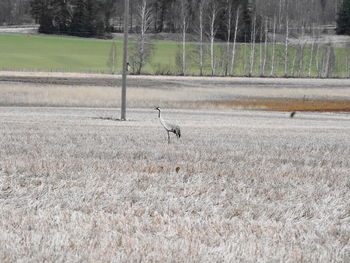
[0,107,349,262]
[1,73,350,112]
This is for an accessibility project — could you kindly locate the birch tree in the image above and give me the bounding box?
[315,42,321,77]
[308,25,316,77]
[230,6,240,75]
[297,26,306,77]
[207,0,220,76]
[270,16,276,76]
[347,55,350,78]
[224,0,233,76]
[197,0,206,76]
[131,0,153,74]
[107,40,117,74]
[259,19,263,76]
[179,0,189,75]
[249,14,257,76]
[262,18,268,76]
[284,16,289,77]
[321,43,335,78]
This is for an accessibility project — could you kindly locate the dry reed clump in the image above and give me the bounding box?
[0,107,349,262]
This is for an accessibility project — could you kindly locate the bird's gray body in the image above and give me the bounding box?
[155,107,181,143]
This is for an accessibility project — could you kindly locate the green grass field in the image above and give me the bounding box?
[0,33,349,77]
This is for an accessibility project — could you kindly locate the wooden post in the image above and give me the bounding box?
[121,0,129,121]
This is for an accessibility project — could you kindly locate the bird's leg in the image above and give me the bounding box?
[167,131,170,144]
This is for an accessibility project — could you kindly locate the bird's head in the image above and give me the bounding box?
[154,106,160,111]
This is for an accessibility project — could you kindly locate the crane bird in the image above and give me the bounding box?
[154,107,181,144]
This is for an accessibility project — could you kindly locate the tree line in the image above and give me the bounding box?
[1,0,342,39]
[0,0,32,25]
[29,0,117,37]
[27,0,256,40]
[125,0,345,76]
[1,0,348,78]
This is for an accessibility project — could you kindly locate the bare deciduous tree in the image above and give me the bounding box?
[130,0,153,74]
[321,43,336,78]
[308,25,316,77]
[207,1,220,76]
[107,40,117,74]
[179,0,189,75]
[315,42,321,77]
[230,6,240,75]
[284,16,289,77]
[197,0,206,76]
[262,18,268,76]
[224,0,232,76]
[259,19,263,76]
[347,55,350,78]
[249,14,256,76]
[270,16,277,76]
[297,26,306,77]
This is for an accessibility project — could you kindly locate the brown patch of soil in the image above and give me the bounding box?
[205,97,350,112]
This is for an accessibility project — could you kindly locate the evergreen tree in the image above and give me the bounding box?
[30,0,116,37]
[336,0,350,35]
[30,0,55,34]
[52,0,71,34]
[70,0,92,37]
[215,0,262,42]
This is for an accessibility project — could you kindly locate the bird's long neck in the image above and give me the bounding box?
[157,109,161,118]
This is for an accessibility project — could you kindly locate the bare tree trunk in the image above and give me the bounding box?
[315,43,321,77]
[262,18,268,76]
[230,7,240,75]
[284,17,289,77]
[112,41,116,74]
[259,20,263,76]
[321,47,326,78]
[208,2,219,76]
[182,20,186,75]
[210,27,215,76]
[134,0,152,74]
[249,14,256,77]
[138,4,146,73]
[244,40,248,74]
[198,1,205,76]
[322,44,334,78]
[292,47,298,77]
[298,27,305,77]
[308,41,315,78]
[308,26,315,77]
[347,55,350,78]
[225,0,232,76]
[245,42,248,75]
[180,0,188,75]
[323,46,330,78]
[107,41,117,74]
[270,16,276,76]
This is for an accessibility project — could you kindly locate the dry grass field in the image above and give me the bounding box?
[207,97,350,112]
[1,72,350,110]
[0,72,350,262]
